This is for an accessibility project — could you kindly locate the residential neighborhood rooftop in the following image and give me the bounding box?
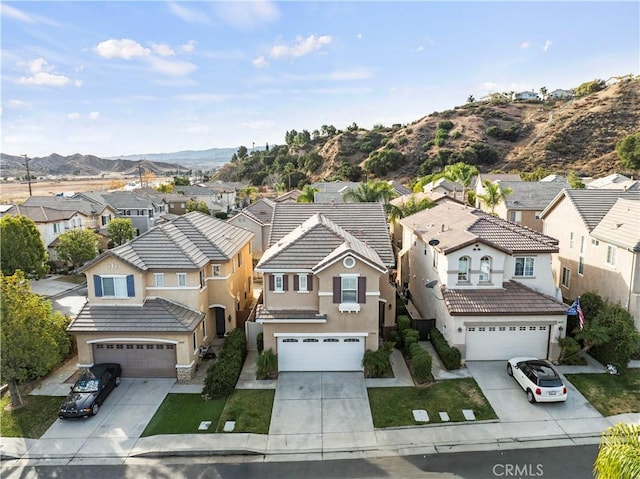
[497,180,570,210]
[3,204,81,222]
[590,198,640,251]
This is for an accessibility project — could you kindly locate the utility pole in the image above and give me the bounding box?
[23,154,32,197]
[138,159,143,187]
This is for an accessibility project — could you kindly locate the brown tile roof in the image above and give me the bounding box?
[442,280,567,316]
[399,202,558,255]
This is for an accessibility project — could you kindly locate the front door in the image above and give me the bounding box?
[215,307,226,337]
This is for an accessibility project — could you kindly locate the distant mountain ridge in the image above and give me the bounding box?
[106,147,242,168]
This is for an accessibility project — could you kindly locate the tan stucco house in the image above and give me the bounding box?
[67,212,254,381]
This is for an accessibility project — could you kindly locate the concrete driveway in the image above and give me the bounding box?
[26,378,174,458]
[466,361,603,423]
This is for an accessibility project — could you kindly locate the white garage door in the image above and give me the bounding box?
[465,325,549,360]
[277,336,365,372]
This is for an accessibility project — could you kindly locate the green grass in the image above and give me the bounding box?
[565,369,640,416]
[0,394,62,438]
[217,389,275,434]
[141,394,227,436]
[368,379,497,428]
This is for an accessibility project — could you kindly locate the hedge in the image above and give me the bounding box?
[411,349,433,384]
[429,327,462,370]
[202,329,247,399]
[403,328,420,354]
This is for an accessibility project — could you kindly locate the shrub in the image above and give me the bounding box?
[403,329,420,354]
[363,347,392,377]
[558,336,584,365]
[437,120,454,131]
[397,315,411,334]
[429,328,462,370]
[409,342,422,358]
[411,349,432,384]
[202,329,246,399]
[590,305,640,370]
[257,332,264,354]
[450,130,462,139]
[388,329,400,345]
[214,212,228,220]
[256,349,277,379]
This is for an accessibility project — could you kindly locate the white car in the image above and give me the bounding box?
[507,357,568,403]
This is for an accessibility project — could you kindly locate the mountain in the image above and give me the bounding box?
[106,147,252,169]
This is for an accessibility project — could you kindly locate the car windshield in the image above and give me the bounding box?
[539,378,563,387]
[73,378,100,393]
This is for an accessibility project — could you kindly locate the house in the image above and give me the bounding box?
[422,178,466,202]
[67,212,255,381]
[388,180,412,197]
[549,89,574,100]
[311,181,361,203]
[473,173,521,199]
[173,185,225,214]
[584,173,640,191]
[227,198,276,257]
[22,195,117,231]
[512,90,540,101]
[541,189,640,328]
[253,203,396,372]
[204,181,239,210]
[476,177,570,232]
[134,188,189,216]
[272,189,302,203]
[398,202,567,362]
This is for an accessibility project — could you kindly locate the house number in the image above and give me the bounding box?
[107,263,118,269]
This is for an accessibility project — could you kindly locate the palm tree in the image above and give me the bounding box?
[594,423,640,479]
[388,195,436,223]
[297,184,318,203]
[477,180,512,214]
[343,180,397,204]
[444,162,479,205]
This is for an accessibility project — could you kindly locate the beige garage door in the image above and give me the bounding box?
[92,343,177,378]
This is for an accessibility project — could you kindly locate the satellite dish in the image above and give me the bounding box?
[424,279,438,289]
[428,238,440,246]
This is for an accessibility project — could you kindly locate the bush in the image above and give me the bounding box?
[257,332,264,354]
[256,349,277,379]
[403,329,420,354]
[214,212,228,219]
[590,305,640,370]
[388,329,400,346]
[411,349,432,384]
[202,329,246,399]
[363,347,392,377]
[397,315,411,334]
[430,328,461,370]
[437,120,454,131]
[558,336,584,365]
[450,130,462,139]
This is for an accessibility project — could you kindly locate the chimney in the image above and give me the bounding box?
[441,224,445,232]
[331,198,335,208]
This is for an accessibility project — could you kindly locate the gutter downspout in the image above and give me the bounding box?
[627,248,638,313]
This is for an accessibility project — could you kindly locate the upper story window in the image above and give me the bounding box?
[199,270,205,288]
[154,273,164,287]
[297,274,308,292]
[212,264,221,277]
[53,223,62,234]
[458,256,470,282]
[561,267,571,288]
[580,236,586,254]
[237,252,242,267]
[606,245,616,266]
[479,256,492,282]
[569,232,575,249]
[509,211,522,223]
[514,257,535,277]
[534,211,542,220]
[101,214,110,226]
[177,273,187,287]
[94,274,134,298]
[341,276,358,303]
[273,273,285,292]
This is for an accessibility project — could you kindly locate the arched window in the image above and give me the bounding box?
[458,256,470,282]
[479,256,492,282]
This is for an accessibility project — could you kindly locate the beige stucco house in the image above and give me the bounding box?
[67,212,254,381]
[253,203,396,372]
[541,189,640,329]
[227,198,276,258]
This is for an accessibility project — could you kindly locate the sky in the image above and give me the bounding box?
[1,1,638,158]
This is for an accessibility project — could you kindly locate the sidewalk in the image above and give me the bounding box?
[29,275,86,299]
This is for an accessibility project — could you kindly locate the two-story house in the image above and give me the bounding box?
[67,212,254,381]
[253,203,396,372]
[541,189,640,328]
[227,198,276,257]
[398,202,567,362]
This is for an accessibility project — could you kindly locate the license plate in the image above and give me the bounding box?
[548,391,556,395]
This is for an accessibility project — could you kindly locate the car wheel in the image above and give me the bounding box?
[115,376,121,387]
[91,403,99,416]
[507,364,513,376]
[526,389,536,404]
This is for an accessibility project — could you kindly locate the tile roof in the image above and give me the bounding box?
[22,196,109,215]
[543,189,640,231]
[399,203,558,255]
[100,191,159,209]
[498,180,570,210]
[591,198,640,251]
[255,304,327,323]
[388,180,412,196]
[3,205,80,222]
[311,181,361,193]
[390,192,459,207]
[242,198,275,224]
[68,297,204,333]
[174,185,216,196]
[82,211,253,271]
[273,190,302,202]
[472,173,521,188]
[442,280,567,316]
[257,213,385,272]
[268,203,394,266]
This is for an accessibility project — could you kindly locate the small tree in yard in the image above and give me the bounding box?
[107,218,136,247]
[1,271,72,408]
[590,305,640,370]
[186,199,210,215]
[0,215,49,279]
[55,228,99,271]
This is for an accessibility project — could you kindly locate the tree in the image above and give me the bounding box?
[568,171,585,189]
[539,86,548,100]
[55,228,99,271]
[343,180,397,204]
[297,184,319,203]
[107,218,136,247]
[155,183,174,193]
[0,214,49,279]
[477,180,513,214]
[443,162,478,205]
[141,171,156,188]
[388,195,435,223]
[1,271,72,408]
[594,423,640,479]
[616,132,640,169]
[590,304,640,370]
[186,199,210,215]
[521,167,553,182]
[467,95,475,103]
[173,176,190,186]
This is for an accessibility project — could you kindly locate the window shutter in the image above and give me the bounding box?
[333,277,340,303]
[283,274,289,291]
[307,274,313,291]
[293,275,299,291]
[94,275,103,297]
[126,275,135,297]
[268,274,274,291]
[357,276,366,303]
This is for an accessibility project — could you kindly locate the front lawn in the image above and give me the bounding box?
[368,379,497,428]
[565,369,640,416]
[141,394,227,436]
[217,389,275,434]
[1,394,61,438]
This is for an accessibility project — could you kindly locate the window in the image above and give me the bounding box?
[514,257,535,277]
[606,245,616,266]
[298,274,308,292]
[580,236,586,254]
[592,239,600,246]
[274,274,284,292]
[569,232,575,249]
[578,256,584,275]
[212,265,221,277]
[237,253,242,267]
[509,211,522,222]
[201,320,207,339]
[458,256,470,282]
[479,256,491,282]
[341,276,358,303]
[561,267,571,288]
[101,276,127,297]
[199,270,205,288]
[192,331,197,352]
[53,223,61,234]
[154,273,164,287]
[177,273,187,287]
[101,215,110,226]
[534,211,542,220]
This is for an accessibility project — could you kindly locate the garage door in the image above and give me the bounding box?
[277,336,365,372]
[465,325,549,360]
[92,343,177,377]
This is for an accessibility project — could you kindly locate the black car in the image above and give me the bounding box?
[58,363,122,418]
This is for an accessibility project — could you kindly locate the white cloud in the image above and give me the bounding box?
[89,112,100,120]
[357,33,363,40]
[94,39,151,59]
[6,100,31,110]
[543,40,552,52]
[253,55,269,69]
[74,79,83,87]
[147,56,197,77]
[180,40,197,53]
[167,2,210,24]
[0,3,59,26]
[67,112,81,120]
[416,45,424,52]
[480,82,500,91]
[521,41,530,49]
[328,69,374,81]
[269,35,333,59]
[17,58,71,87]
[150,43,175,57]
[214,1,279,30]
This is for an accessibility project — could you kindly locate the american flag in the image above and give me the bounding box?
[566,298,585,330]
